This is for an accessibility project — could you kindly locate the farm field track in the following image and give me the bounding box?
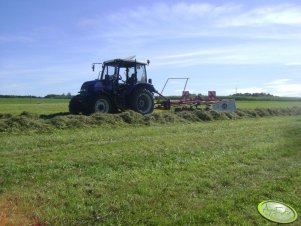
[0,114,301,225]
[0,97,301,115]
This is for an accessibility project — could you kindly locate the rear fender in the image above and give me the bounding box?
[129,83,157,95]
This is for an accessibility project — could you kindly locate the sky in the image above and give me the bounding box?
[0,0,301,97]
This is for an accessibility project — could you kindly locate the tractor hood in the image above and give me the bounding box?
[80,80,96,93]
[80,79,110,94]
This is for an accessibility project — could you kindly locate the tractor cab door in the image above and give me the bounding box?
[101,65,118,92]
[102,65,117,80]
[118,67,127,85]
[126,64,147,84]
[127,66,136,85]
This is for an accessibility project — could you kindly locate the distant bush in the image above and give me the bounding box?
[44,93,72,99]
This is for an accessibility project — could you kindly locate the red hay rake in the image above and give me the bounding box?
[155,78,236,112]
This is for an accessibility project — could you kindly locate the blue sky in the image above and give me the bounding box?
[1,0,301,97]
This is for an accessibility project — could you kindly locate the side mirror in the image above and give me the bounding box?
[92,64,95,72]
[148,78,152,84]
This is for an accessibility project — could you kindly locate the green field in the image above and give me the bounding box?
[236,100,301,109]
[0,98,301,225]
[0,98,69,115]
[0,118,300,224]
[0,98,301,115]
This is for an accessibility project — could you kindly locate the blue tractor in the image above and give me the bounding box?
[69,58,158,115]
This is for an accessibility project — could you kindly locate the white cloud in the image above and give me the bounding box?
[81,2,301,40]
[285,62,301,66]
[267,79,291,85]
[102,2,239,42]
[218,4,301,27]
[226,79,301,97]
[75,2,301,68]
[152,42,301,66]
[265,79,301,96]
[106,2,239,26]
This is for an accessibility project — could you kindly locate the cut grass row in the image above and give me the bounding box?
[1,107,301,133]
[0,116,300,225]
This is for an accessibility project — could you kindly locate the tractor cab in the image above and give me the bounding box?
[98,59,150,86]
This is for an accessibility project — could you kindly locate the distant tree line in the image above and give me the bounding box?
[44,93,72,99]
[0,95,42,98]
[0,93,72,99]
[226,93,301,101]
[231,92,274,97]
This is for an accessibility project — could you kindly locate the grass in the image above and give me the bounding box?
[0,97,300,115]
[0,98,68,115]
[1,108,301,133]
[0,116,301,225]
[236,100,301,109]
[0,98,300,224]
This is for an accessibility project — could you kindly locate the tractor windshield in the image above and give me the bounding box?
[100,61,147,84]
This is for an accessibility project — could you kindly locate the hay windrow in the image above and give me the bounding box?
[176,111,202,122]
[0,107,301,133]
[0,113,13,119]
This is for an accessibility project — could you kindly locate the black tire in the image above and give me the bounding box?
[69,95,82,114]
[130,88,154,114]
[93,95,112,113]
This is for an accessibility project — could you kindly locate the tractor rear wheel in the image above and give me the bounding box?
[130,88,154,114]
[93,95,112,113]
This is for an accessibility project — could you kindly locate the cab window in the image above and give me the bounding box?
[136,65,146,83]
[103,65,117,78]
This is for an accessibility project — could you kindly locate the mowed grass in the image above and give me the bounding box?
[0,116,300,225]
[0,98,69,115]
[236,100,301,109]
[0,97,301,115]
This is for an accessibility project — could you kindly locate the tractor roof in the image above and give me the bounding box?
[103,58,148,67]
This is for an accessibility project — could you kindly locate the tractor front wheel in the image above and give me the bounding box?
[130,89,154,114]
[69,95,82,114]
[94,96,112,113]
